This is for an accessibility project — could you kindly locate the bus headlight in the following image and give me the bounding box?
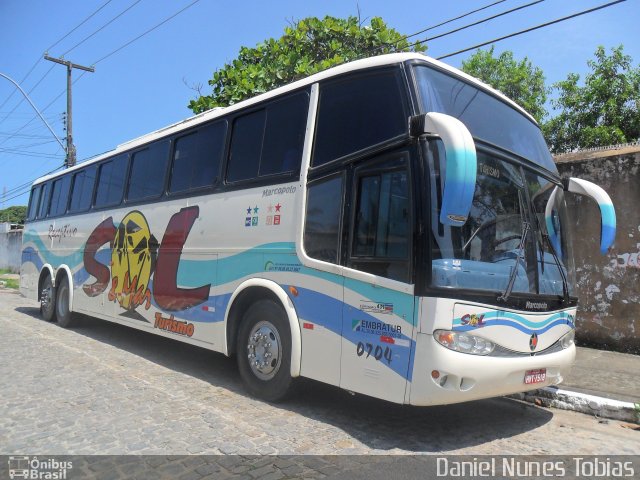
[434,329,495,355]
[559,330,575,349]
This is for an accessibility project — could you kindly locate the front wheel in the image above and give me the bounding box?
[236,299,293,402]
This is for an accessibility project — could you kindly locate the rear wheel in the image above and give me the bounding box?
[236,299,293,402]
[40,275,56,322]
[55,276,77,328]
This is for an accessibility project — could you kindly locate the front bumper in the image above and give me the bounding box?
[408,333,576,406]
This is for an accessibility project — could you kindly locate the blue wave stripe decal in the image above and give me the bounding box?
[289,286,415,381]
[453,310,574,330]
[453,318,573,335]
[24,236,418,326]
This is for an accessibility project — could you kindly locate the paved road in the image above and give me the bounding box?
[1,288,638,464]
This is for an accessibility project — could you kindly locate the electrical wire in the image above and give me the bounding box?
[387,0,508,51]
[404,0,545,49]
[58,0,144,57]
[436,0,627,60]
[93,0,202,65]
[46,0,115,52]
[0,1,115,128]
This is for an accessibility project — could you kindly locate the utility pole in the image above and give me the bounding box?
[44,55,94,168]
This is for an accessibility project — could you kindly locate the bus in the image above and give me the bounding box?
[20,53,616,405]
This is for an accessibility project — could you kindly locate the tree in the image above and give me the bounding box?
[0,205,27,224]
[461,46,548,123]
[543,45,640,153]
[188,16,425,113]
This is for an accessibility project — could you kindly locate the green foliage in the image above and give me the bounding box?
[0,205,27,224]
[0,278,19,289]
[189,16,426,112]
[543,45,640,153]
[461,46,548,123]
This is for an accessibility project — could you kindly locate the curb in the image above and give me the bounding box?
[509,387,640,424]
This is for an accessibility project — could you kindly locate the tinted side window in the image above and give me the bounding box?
[304,175,344,264]
[227,91,309,183]
[350,168,411,282]
[49,175,71,217]
[314,70,407,166]
[37,182,52,219]
[95,154,128,208]
[169,121,226,193]
[69,166,97,213]
[128,141,169,201]
[27,185,42,221]
[260,92,308,176]
[227,110,265,182]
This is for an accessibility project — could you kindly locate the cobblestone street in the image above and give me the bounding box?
[1,288,638,462]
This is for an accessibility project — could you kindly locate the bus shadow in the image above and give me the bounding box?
[16,306,554,452]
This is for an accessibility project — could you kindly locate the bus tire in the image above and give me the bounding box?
[40,275,56,322]
[55,276,76,328]
[236,299,293,402]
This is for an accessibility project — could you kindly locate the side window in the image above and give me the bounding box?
[313,70,407,167]
[227,91,309,183]
[128,141,169,201]
[169,121,226,193]
[227,110,265,182]
[304,175,344,264]
[69,166,97,213]
[37,182,52,219]
[260,92,308,176]
[350,167,411,283]
[95,154,128,208]
[27,185,42,221]
[48,175,72,217]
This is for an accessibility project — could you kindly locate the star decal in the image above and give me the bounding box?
[253,206,259,214]
[246,206,252,215]
[275,203,281,212]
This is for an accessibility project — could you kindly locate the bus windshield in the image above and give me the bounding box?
[413,64,555,172]
[414,64,576,298]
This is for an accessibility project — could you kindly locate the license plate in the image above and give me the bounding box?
[524,368,546,385]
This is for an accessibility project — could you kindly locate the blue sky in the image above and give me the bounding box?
[0,0,637,207]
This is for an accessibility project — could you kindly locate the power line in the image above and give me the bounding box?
[0,65,56,128]
[404,0,545,49]
[436,0,628,60]
[376,0,508,53]
[1,0,202,151]
[93,0,202,65]
[46,0,115,52]
[0,164,66,204]
[0,1,115,129]
[58,0,144,57]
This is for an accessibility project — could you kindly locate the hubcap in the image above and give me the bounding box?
[246,321,282,380]
[41,286,52,312]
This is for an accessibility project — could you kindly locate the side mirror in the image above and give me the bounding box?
[565,178,616,255]
[411,112,477,226]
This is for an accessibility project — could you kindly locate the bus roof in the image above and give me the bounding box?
[34,52,535,185]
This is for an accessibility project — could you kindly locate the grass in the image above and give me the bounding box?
[0,268,19,289]
[1,278,19,289]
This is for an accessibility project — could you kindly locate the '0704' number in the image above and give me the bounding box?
[356,342,392,365]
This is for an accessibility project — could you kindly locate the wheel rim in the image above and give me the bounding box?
[246,320,282,380]
[57,284,68,318]
[41,285,53,315]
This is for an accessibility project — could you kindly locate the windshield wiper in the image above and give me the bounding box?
[530,209,570,304]
[498,221,530,303]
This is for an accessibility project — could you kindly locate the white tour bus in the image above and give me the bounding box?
[20,53,616,405]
